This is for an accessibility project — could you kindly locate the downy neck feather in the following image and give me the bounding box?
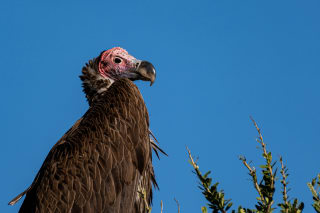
[80,57,114,106]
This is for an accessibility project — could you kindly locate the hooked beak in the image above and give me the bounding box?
[135,60,156,86]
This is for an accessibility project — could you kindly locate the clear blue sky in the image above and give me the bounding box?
[1,0,320,212]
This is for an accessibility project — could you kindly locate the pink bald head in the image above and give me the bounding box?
[80,47,156,104]
[98,47,140,80]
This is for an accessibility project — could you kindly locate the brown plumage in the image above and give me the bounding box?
[9,47,163,213]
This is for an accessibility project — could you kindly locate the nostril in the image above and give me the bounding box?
[135,62,141,69]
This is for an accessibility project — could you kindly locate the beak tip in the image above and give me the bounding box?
[150,68,156,86]
[150,79,155,86]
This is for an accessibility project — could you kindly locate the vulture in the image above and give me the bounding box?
[9,47,165,213]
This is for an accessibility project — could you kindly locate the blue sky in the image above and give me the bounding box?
[1,0,320,212]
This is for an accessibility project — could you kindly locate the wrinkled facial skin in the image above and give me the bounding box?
[98,47,139,80]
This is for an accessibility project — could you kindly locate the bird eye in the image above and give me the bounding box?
[114,57,122,64]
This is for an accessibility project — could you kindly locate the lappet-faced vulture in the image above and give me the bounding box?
[9,47,165,213]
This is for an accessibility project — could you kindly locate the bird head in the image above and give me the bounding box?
[80,47,156,105]
[98,47,156,86]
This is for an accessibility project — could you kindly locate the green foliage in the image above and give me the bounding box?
[307,174,320,213]
[188,148,233,213]
[278,199,304,213]
[247,117,276,212]
[202,206,208,213]
[138,189,152,213]
[277,157,304,213]
[187,118,317,213]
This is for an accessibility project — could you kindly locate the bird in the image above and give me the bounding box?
[9,47,165,213]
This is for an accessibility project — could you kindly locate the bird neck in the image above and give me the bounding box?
[80,57,114,106]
